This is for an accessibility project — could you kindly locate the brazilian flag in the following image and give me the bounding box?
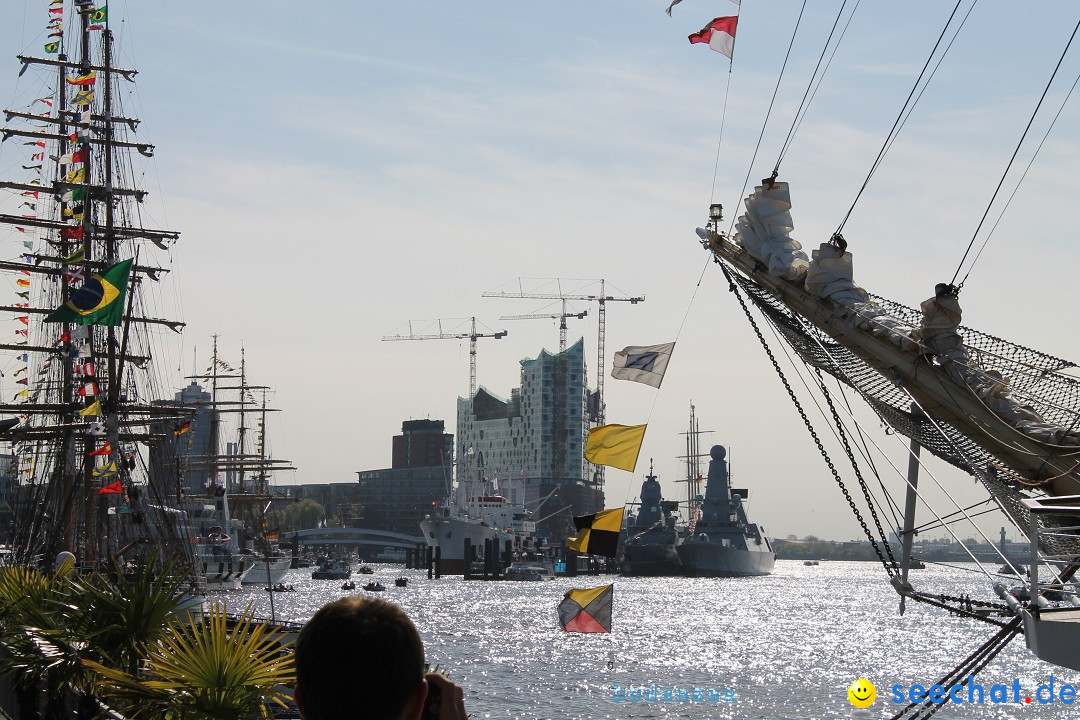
[90,6,107,23]
[45,258,132,326]
[44,41,59,54]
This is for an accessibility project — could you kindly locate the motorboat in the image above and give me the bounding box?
[504,561,555,581]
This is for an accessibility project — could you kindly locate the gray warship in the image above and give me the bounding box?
[621,468,682,576]
[676,444,775,577]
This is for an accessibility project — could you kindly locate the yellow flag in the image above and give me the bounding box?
[585,424,646,472]
[79,400,103,417]
[92,461,118,478]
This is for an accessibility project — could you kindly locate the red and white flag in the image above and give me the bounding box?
[689,16,738,59]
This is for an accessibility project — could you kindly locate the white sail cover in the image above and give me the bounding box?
[732,182,809,280]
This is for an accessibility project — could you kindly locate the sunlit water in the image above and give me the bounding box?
[225,560,1077,719]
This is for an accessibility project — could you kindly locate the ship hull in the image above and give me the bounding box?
[420,515,514,576]
[201,556,255,591]
[676,543,775,577]
[240,555,292,585]
[622,539,683,577]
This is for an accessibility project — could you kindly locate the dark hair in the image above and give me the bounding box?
[295,596,425,720]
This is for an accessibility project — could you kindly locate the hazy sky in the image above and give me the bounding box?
[2,1,1079,542]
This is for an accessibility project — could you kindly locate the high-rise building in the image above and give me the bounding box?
[149,381,216,497]
[455,338,603,541]
[356,420,452,534]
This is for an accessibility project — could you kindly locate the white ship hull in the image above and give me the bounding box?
[240,555,292,585]
[420,515,515,575]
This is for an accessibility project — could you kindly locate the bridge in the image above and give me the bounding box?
[288,527,426,552]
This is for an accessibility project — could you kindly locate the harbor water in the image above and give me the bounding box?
[233,560,1075,718]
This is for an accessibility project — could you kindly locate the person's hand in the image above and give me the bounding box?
[423,672,467,720]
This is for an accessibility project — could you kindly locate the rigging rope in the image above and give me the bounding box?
[772,0,857,172]
[834,0,969,238]
[726,0,807,235]
[888,618,1022,720]
[951,14,1080,289]
[715,257,896,576]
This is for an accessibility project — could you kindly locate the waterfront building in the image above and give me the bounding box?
[149,381,217,497]
[357,420,452,534]
[455,338,603,541]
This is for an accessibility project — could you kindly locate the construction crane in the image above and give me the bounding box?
[500,300,587,353]
[382,317,507,398]
[483,278,644,428]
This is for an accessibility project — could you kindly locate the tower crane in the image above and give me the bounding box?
[382,317,507,398]
[500,300,587,353]
[483,278,644,426]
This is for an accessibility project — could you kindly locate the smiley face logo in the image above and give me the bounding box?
[848,678,876,708]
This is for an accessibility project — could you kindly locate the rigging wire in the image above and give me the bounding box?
[952,27,1080,288]
[833,0,970,238]
[772,0,858,172]
[726,0,808,235]
[777,1,863,171]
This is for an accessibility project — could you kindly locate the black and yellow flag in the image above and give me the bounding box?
[566,508,623,558]
[45,258,132,326]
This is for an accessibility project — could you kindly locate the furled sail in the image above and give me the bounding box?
[698,181,1080,554]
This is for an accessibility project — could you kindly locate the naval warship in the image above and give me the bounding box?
[676,445,775,577]
[621,467,682,576]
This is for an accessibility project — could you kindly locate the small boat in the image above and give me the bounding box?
[363,582,386,592]
[504,561,555,581]
[803,560,820,566]
[312,557,351,580]
[357,565,375,575]
[341,581,356,591]
[394,577,408,587]
[267,583,295,593]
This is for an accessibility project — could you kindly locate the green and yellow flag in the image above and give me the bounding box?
[566,508,623,558]
[45,258,132,326]
[584,423,646,472]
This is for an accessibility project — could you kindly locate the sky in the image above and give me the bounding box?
[2,1,1080,543]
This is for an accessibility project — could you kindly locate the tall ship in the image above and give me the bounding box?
[676,442,775,577]
[173,339,296,588]
[620,463,682,576]
[687,5,1080,688]
[0,1,201,586]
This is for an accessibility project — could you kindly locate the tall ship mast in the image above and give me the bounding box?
[0,2,197,584]
[175,338,296,587]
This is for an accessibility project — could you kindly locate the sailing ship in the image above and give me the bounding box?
[690,6,1080,680]
[173,339,296,588]
[0,1,201,586]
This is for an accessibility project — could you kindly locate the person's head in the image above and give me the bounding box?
[294,596,427,720]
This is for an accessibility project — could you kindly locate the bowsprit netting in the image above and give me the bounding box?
[730,270,1080,558]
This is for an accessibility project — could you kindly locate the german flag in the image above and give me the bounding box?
[558,584,613,633]
[566,508,623,558]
